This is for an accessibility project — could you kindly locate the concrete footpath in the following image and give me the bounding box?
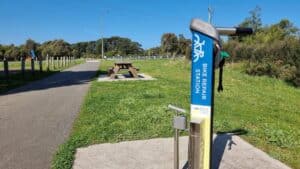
[73,135,291,169]
[0,61,100,169]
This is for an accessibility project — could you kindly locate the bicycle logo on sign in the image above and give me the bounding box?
[193,34,205,63]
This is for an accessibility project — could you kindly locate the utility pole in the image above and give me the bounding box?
[101,35,104,59]
[208,0,213,24]
[208,6,213,24]
[101,17,104,59]
[100,10,109,59]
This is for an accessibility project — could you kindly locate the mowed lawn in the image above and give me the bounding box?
[52,59,300,169]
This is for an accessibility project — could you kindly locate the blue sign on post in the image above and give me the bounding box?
[190,31,214,120]
[190,30,214,169]
[30,50,36,59]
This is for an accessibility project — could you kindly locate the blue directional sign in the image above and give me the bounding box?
[30,50,36,59]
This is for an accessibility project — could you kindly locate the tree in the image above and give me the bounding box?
[146,47,161,56]
[177,34,191,57]
[0,45,5,60]
[19,45,27,59]
[239,6,262,32]
[86,41,96,54]
[161,33,178,56]
[0,36,145,60]
[71,49,80,58]
[40,40,71,58]
[275,19,299,36]
[4,45,20,60]
[101,36,143,56]
[51,40,72,57]
[25,39,38,55]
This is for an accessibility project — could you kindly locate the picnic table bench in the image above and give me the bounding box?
[108,62,139,78]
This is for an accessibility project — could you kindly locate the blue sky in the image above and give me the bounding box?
[0,0,299,49]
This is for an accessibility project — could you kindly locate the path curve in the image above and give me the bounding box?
[0,61,100,169]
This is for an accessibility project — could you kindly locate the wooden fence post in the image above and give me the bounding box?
[4,57,9,81]
[46,54,49,71]
[52,57,54,69]
[56,57,59,68]
[55,57,57,69]
[56,57,58,69]
[60,57,63,67]
[58,57,60,68]
[62,56,64,67]
[31,58,35,75]
[52,57,55,69]
[39,57,43,73]
[21,57,25,78]
[64,56,66,67]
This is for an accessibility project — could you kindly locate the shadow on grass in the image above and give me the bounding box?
[98,70,108,75]
[0,70,59,94]
[0,65,99,96]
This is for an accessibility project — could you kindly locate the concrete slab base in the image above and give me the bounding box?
[97,73,155,82]
[73,135,291,169]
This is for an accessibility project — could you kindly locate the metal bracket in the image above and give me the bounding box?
[168,104,189,169]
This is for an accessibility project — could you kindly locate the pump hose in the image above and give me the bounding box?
[218,59,225,92]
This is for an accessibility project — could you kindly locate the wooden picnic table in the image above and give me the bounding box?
[108,62,139,78]
[114,62,133,69]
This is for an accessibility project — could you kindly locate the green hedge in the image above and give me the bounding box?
[224,38,300,87]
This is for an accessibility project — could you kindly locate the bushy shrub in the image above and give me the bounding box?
[224,38,300,87]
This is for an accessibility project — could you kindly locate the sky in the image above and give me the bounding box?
[0,0,299,49]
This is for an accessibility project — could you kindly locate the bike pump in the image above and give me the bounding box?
[188,19,253,169]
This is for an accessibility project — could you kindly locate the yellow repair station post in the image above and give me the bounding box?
[188,19,220,169]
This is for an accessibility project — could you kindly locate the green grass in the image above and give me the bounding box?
[0,59,85,93]
[52,59,300,169]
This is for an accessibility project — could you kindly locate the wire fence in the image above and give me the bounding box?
[105,55,185,61]
[0,56,76,80]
